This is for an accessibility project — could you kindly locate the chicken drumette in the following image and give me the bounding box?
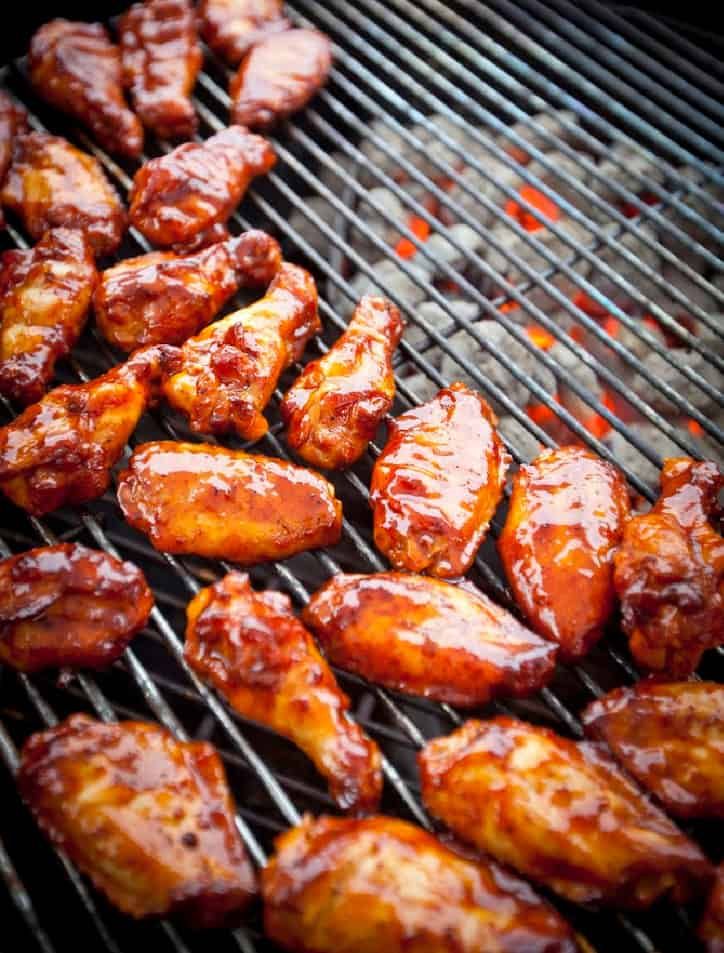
[199,0,290,65]
[0,92,27,228]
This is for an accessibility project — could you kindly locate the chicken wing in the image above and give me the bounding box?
[281,296,403,470]
[613,457,723,676]
[262,814,580,953]
[582,680,724,819]
[129,126,276,247]
[0,92,27,229]
[230,29,332,130]
[419,716,712,908]
[370,382,509,578]
[303,572,556,706]
[119,0,202,141]
[185,571,382,813]
[0,345,170,515]
[199,0,290,65]
[118,440,342,562]
[162,262,319,440]
[0,543,152,672]
[170,220,231,254]
[700,865,724,953]
[498,446,631,660]
[28,20,142,159]
[0,229,96,406]
[18,714,256,926]
[94,230,281,352]
[1,133,126,257]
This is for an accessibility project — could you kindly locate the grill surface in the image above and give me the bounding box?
[0,1,722,951]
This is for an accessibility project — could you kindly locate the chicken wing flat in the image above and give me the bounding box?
[262,814,580,953]
[614,457,723,676]
[0,346,169,515]
[1,133,126,257]
[185,571,382,813]
[303,572,556,707]
[28,20,143,159]
[162,262,320,441]
[0,229,96,406]
[0,92,27,228]
[119,0,202,141]
[199,0,290,65]
[0,543,152,672]
[94,230,281,352]
[419,716,712,908]
[281,296,403,470]
[118,440,342,562]
[700,865,724,953]
[582,680,724,819]
[498,446,631,661]
[370,382,509,578]
[18,714,256,926]
[129,126,276,247]
[230,29,332,130]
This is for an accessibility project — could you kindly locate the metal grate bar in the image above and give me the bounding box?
[623,8,724,77]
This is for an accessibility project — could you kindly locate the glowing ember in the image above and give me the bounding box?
[505,185,560,232]
[583,389,616,440]
[526,394,560,426]
[571,291,610,320]
[395,216,431,259]
[525,324,556,349]
[687,418,704,437]
[499,300,520,314]
[603,316,621,338]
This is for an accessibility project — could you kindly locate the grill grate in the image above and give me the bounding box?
[0,1,722,951]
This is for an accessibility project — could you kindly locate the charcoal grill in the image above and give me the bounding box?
[0,1,722,950]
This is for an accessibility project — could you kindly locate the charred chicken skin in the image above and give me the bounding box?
[370,382,509,578]
[498,445,631,661]
[185,571,382,813]
[419,716,712,909]
[119,0,202,141]
[614,457,723,676]
[303,572,557,707]
[0,543,152,672]
[199,0,290,65]
[28,20,143,159]
[129,126,276,247]
[582,680,724,820]
[700,865,724,953]
[162,262,320,441]
[94,230,281,352]
[281,296,403,470]
[18,714,257,926]
[262,814,581,953]
[117,440,342,563]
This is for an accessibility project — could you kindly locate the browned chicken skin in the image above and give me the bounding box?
[170,220,231,254]
[262,814,580,953]
[94,230,281,352]
[18,714,257,926]
[1,133,126,257]
[117,440,343,562]
[129,126,276,247]
[199,0,290,65]
[0,229,97,405]
[303,572,557,707]
[614,457,723,676]
[498,446,631,661]
[28,20,143,158]
[230,28,332,130]
[162,262,320,441]
[370,382,509,578]
[419,716,712,909]
[582,680,724,820]
[281,296,403,470]
[0,92,28,229]
[700,864,724,953]
[119,0,202,141]
[185,571,382,813]
[0,543,152,672]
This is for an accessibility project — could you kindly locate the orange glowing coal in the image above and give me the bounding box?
[687,418,704,437]
[584,389,616,440]
[395,216,431,259]
[525,324,556,349]
[505,185,560,232]
[571,290,610,320]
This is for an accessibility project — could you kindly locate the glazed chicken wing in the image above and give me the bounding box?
[199,0,290,65]
[119,0,202,141]
[614,457,723,676]
[94,230,281,352]
[281,296,403,470]
[419,716,712,908]
[0,92,27,228]
[185,571,382,813]
[1,133,126,257]
[700,865,724,953]
[370,382,509,578]
[303,572,556,707]
[28,20,143,159]
[162,262,320,441]
[262,815,580,953]
[498,445,631,660]
[18,714,256,926]
[0,543,152,672]
[129,126,276,247]
[118,440,342,562]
